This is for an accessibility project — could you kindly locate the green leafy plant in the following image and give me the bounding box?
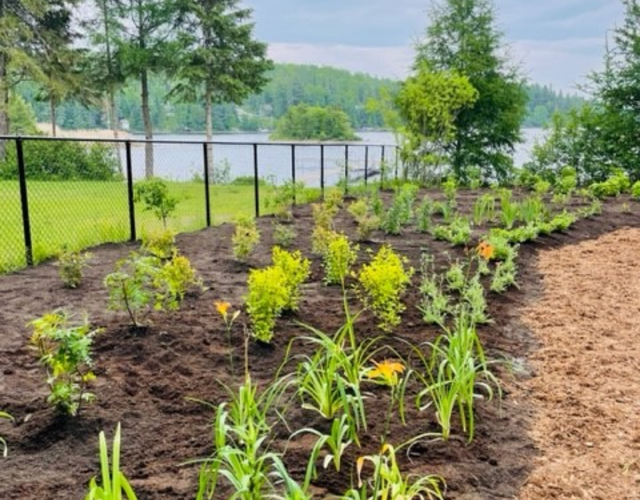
[555,166,578,195]
[473,194,496,226]
[272,222,297,248]
[291,414,353,474]
[214,301,241,372]
[499,191,518,229]
[271,246,311,311]
[414,311,499,442]
[29,310,100,416]
[85,423,138,500]
[463,275,490,324]
[356,246,414,333]
[589,169,631,199]
[323,233,359,286]
[432,217,472,246]
[311,202,338,254]
[57,248,92,289]
[490,249,519,293]
[348,198,380,241]
[632,181,640,199]
[346,444,444,500]
[416,196,434,233]
[418,255,452,325]
[141,228,176,260]
[442,176,457,203]
[0,411,13,458]
[245,266,289,343]
[105,252,203,326]
[267,180,305,219]
[518,196,545,225]
[445,259,466,292]
[133,177,178,228]
[232,216,260,263]
[380,199,403,235]
[366,359,409,438]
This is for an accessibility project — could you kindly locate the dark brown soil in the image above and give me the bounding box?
[0,189,638,500]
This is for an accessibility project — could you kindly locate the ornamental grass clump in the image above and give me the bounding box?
[29,310,101,416]
[245,266,289,343]
[356,245,414,333]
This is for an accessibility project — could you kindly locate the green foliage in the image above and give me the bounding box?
[0,140,120,181]
[414,311,499,442]
[555,166,578,194]
[490,249,519,293]
[133,178,179,227]
[432,217,472,246]
[416,196,434,233]
[518,196,546,225]
[271,246,310,311]
[415,0,527,182]
[499,191,519,229]
[104,252,202,326]
[8,95,38,134]
[271,104,359,141]
[356,246,414,333]
[473,194,496,225]
[57,249,92,288]
[589,170,631,199]
[232,216,260,263]
[396,62,478,182]
[632,181,640,199]
[463,276,490,325]
[445,260,466,292]
[267,180,305,219]
[85,423,138,500]
[272,222,296,248]
[245,266,289,343]
[0,411,13,458]
[29,310,100,416]
[323,233,359,286]
[141,229,176,260]
[346,444,444,500]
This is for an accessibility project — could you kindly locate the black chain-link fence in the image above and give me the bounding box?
[0,136,398,272]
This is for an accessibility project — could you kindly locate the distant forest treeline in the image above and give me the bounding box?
[16,63,584,133]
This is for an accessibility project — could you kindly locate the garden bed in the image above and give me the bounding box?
[0,188,638,499]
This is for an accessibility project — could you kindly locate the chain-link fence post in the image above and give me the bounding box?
[125,141,136,241]
[253,143,260,218]
[364,145,369,187]
[381,146,386,190]
[16,137,33,266]
[291,144,296,205]
[203,142,212,227]
[344,145,349,196]
[320,144,325,199]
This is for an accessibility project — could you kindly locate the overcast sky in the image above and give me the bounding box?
[243,0,625,93]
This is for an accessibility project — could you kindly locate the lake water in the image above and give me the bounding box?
[125,129,545,186]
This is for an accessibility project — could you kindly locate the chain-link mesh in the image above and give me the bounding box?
[0,139,25,271]
[0,136,396,272]
[22,138,129,265]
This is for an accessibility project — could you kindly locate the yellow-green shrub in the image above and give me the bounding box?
[357,246,414,332]
[323,233,358,286]
[272,246,310,311]
[232,216,260,262]
[142,228,176,259]
[246,266,289,343]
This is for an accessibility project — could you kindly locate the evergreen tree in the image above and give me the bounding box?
[170,0,271,176]
[415,0,527,181]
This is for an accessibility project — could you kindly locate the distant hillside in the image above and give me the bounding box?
[16,63,583,133]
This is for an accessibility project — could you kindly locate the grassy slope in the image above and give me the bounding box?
[0,181,282,272]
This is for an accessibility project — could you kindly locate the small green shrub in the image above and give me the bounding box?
[29,310,101,416]
[133,178,179,227]
[272,222,296,248]
[272,246,311,311]
[555,166,578,195]
[323,233,358,286]
[356,246,414,333]
[57,249,92,288]
[445,260,466,292]
[631,181,640,199]
[589,169,631,199]
[141,228,176,260]
[246,266,289,343]
[432,217,472,246]
[416,196,434,233]
[473,194,496,226]
[105,252,202,326]
[490,250,519,293]
[232,216,260,263]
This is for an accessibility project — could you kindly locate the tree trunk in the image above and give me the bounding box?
[50,98,57,137]
[141,69,154,178]
[0,49,8,161]
[205,87,214,183]
[108,89,124,175]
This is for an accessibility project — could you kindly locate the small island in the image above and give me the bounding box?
[269,103,360,141]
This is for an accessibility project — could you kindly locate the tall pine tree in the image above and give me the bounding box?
[415,0,527,181]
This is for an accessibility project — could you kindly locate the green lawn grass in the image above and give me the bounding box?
[0,180,290,273]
